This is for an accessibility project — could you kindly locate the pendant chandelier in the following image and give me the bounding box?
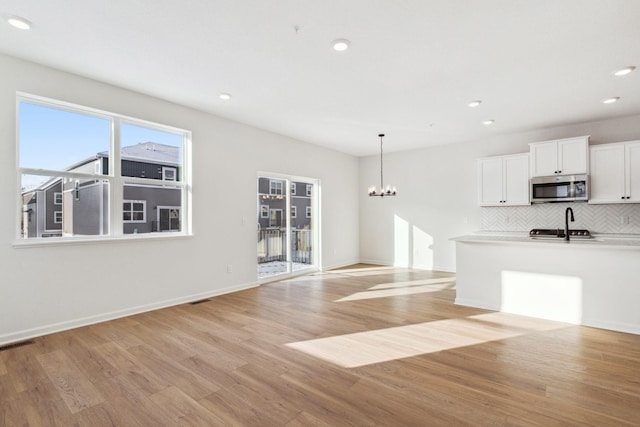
[368,133,397,197]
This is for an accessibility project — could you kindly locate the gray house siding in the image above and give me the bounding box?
[123,185,181,234]
[44,181,63,232]
[103,158,180,181]
[69,181,107,236]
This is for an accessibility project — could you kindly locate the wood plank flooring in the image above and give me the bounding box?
[2,265,640,426]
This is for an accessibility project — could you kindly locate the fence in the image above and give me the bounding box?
[257,228,313,265]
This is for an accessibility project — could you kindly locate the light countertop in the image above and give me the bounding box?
[452,231,640,249]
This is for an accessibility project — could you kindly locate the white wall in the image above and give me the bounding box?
[0,53,360,345]
[359,115,640,272]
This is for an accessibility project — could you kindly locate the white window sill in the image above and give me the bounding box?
[13,232,193,249]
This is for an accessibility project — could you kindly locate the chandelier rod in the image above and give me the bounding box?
[379,133,384,191]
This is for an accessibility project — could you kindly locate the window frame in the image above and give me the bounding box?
[291,206,297,218]
[162,166,177,181]
[54,211,63,224]
[260,205,269,218]
[290,182,296,195]
[15,92,192,245]
[270,180,283,195]
[306,184,312,196]
[306,206,312,218]
[53,192,63,205]
[123,199,146,223]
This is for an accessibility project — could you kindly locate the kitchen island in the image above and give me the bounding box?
[453,233,640,335]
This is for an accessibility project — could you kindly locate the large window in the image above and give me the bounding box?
[17,93,191,241]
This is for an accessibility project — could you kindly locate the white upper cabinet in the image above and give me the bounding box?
[589,141,640,204]
[529,136,589,177]
[477,153,530,206]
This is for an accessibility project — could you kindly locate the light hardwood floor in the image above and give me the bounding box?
[2,265,640,426]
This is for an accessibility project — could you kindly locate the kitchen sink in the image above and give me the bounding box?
[529,228,592,239]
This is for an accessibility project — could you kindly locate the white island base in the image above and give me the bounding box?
[454,235,640,335]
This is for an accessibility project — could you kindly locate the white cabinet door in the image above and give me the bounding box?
[558,138,589,175]
[589,144,625,204]
[478,157,503,206]
[626,142,640,202]
[503,154,530,205]
[530,142,558,177]
[478,154,529,206]
[529,136,589,177]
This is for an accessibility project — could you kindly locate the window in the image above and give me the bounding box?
[306,184,312,196]
[54,211,63,224]
[17,94,191,240]
[270,180,283,195]
[123,200,146,222]
[291,183,296,195]
[291,206,297,218]
[260,205,269,218]
[306,206,312,218]
[162,166,177,181]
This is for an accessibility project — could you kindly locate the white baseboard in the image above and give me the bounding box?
[359,259,456,273]
[0,281,258,347]
[454,297,498,311]
[455,298,640,336]
[582,319,640,336]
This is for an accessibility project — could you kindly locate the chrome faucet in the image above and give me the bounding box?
[565,207,574,241]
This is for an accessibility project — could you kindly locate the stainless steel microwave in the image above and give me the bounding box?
[530,174,589,203]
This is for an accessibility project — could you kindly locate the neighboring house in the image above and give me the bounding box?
[22,178,64,238]
[22,142,181,238]
[257,177,313,265]
[257,178,312,231]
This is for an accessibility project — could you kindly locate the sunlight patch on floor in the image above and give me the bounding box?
[326,266,397,274]
[286,312,566,368]
[368,277,456,291]
[334,277,456,302]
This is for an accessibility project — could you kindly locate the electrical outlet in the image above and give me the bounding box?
[227,264,233,273]
[621,216,630,225]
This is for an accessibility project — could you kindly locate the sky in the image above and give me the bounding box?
[19,102,183,190]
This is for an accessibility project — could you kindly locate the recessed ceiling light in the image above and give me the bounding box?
[332,39,350,51]
[7,16,31,30]
[219,92,232,101]
[468,100,482,108]
[613,66,635,77]
[602,97,620,104]
[482,120,495,125]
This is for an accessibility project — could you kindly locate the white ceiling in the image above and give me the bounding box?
[1,0,639,156]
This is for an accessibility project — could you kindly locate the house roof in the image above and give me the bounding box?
[98,142,180,166]
[22,142,180,193]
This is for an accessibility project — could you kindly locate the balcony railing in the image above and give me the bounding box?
[258,228,312,265]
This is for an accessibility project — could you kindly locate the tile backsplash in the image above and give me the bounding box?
[480,203,640,234]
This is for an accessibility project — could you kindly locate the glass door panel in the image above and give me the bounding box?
[257,175,317,280]
[258,176,288,279]
[291,181,313,273]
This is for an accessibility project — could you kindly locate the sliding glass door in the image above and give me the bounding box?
[257,174,318,280]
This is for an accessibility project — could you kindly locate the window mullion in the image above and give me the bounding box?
[110,118,123,236]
